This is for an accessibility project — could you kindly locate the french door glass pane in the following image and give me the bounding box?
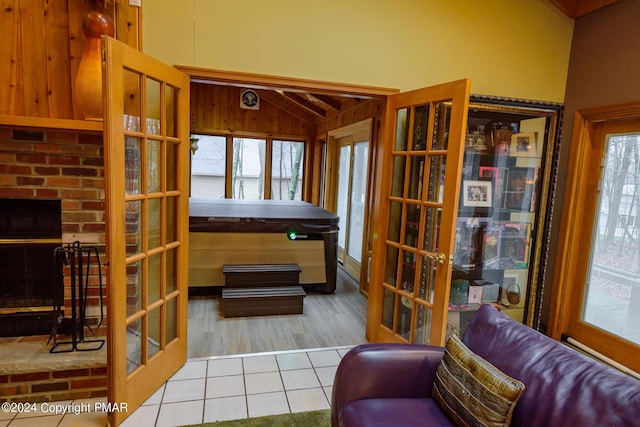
[148,253,161,305]
[166,248,177,294]
[147,140,161,193]
[414,304,432,344]
[126,318,142,375]
[391,156,406,198]
[148,197,161,249]
[395,108,410,151]
[413,105,429,150]
[166,196,177,244]
[232,138,266,200]
[432,103,451,150]
[384,246,399,286]
[347,141,369,262]
[146,77,161,135]
[190,135,226,199]
[123,69,141,130]
[271,140,304,201]
[148,307,161,359]
[408,155,425,200]
[166,296,177,343]
[387,201,402,243]
[382,287,395,329]
[426,155,446,203]
[584,132,640,345]
[337,145,351,249]
[125,200,142,257]
[165,84,177,138]
[398,298,412,339]
[166,141,177,192]
[125,138,141,195]
[126,260,142,317]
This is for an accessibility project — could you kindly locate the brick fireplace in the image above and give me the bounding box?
[0,126,107,337]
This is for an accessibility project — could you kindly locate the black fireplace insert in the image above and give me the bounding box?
[0,198,62,336]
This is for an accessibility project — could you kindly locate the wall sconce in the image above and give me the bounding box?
[74,4,114,121]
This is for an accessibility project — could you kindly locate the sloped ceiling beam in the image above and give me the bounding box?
[279,92,326,118]
[259,90,315,124]
[310,94,342,111]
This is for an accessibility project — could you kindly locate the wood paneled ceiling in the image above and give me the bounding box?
[549,0,622,18]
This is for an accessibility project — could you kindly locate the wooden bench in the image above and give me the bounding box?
[222,286,306,317]
[221,264,305,317]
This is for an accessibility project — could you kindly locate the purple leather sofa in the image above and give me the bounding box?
[331,304,640,426]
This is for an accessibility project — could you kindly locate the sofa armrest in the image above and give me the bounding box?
[331,343,444,426]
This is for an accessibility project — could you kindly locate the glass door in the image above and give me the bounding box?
[336,139,370,279]
[336,144,351,259]
[326,119,373,285]
[103,36,190,426]
[348,140,369,267]
[367,79,471,345]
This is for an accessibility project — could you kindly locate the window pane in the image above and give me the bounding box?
[584,133,640,345]
[232,138,266,200]
[190,135,226,199]
[348,141,369,262]
[271,140,304,201]
[337,145,351,249]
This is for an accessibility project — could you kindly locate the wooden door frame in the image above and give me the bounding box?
[175,66,399,98]
[324,119,374,287]
[177,67,396,294]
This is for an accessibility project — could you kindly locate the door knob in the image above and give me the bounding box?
[426,252,447,265]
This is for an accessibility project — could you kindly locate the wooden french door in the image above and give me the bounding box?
[103,37,190,426]
[366,79,470,345]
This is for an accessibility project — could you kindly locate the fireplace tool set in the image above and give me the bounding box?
[48,241,105,353]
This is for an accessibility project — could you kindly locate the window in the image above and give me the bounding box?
[583,130,639,344]
[271,140,304,200]
[190,135,226,199]
[232,137,266,200]
[190,134,305,200]
[552,107,640,374]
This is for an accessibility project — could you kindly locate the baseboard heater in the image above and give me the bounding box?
[561,334,640,381]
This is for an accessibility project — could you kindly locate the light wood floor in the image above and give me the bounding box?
[187,267,369,358]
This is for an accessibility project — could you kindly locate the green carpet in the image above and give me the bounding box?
[183,409,331,427]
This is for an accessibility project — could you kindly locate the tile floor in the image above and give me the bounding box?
[0,346,353,427]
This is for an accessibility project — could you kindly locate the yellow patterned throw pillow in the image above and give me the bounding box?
[433,334,525,427]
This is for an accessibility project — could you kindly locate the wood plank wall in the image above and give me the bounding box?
[0,0,141,120]
[315,98,386,137]
[190,83,313,138]
[190,82,386,147]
